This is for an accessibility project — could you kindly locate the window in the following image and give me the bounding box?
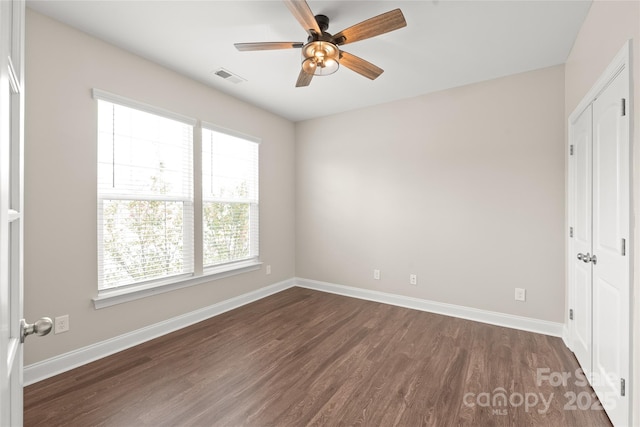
[95,90,260,297]
[202,125,259,270]
[96,96,195,290]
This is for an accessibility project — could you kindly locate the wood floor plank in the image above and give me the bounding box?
[24,287,612,426]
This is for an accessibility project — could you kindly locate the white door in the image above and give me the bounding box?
[1,1,51,425]
[0,0,22,423]
[569,104,593,380]
[568,49,631,426]
[591,69,630,426]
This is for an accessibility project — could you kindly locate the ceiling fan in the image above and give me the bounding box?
[234,0,407,87]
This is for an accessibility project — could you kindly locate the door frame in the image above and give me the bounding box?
[567,40,632,426]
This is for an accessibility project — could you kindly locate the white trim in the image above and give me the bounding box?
[25,278,295,386]
[93,260,263,309]
[27,278,569,386]
[201,120,261,144]
[295,278,564,337]
[568,40,631,125]
[92,88,197,126]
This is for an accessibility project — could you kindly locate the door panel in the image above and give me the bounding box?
[593,276,620,373]
[593,92,625,254]
[569,104,592,378]
[591,69,629,426]
[573,265,591,369]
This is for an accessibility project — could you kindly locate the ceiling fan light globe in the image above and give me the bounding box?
[302,57,317,74]
[315,59,339,76]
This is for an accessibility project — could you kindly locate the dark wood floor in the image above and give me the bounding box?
[25,287,612,426]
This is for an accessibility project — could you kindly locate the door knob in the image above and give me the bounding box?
[577,253,597,265]
[20,317,53,343]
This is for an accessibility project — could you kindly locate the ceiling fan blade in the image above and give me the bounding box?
[283,0,322,37]
[235,42,303,51]
[340,51,384,80]
[296,69,313,87]
[332,9,406,46]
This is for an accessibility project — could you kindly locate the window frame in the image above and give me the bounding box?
[93,90,262,309]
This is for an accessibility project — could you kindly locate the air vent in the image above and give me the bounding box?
[213,68,246,84]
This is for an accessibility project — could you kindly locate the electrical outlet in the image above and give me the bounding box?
[55,315,69,334]
[266,265,271,275]
[409,274,417,286]
[373,269,380,280]
[515,288,526,302]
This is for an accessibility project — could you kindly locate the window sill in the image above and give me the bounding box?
[93,260,263,309]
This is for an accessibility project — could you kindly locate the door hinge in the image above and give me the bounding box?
[621,98,626,116]
[569,227,574,238]
[621,378,626,396]
[621,238,626,256]
[569,308,574,320]
[570,145,574,156]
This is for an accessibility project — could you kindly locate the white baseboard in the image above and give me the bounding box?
[25,277,567,386]
[295,277,564,337]
[24,278,295,386]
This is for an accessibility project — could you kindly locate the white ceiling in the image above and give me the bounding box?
[27,0,591,122]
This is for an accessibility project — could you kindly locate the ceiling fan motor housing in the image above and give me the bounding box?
[307,14,333,42]
[315,14,330,33]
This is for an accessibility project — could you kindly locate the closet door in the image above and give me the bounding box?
[569,104,593,381]
[569,62,630,426]
[591,69,629,426]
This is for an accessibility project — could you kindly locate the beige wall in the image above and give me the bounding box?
[23,10,296,365]
[295,65,566,322]
[564,1,640,424]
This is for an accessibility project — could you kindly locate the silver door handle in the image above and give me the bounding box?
[20,317,53,343]
[578,253,597,265]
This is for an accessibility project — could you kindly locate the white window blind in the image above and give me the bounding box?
[96,95,194,290]
[202,125,259,269]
